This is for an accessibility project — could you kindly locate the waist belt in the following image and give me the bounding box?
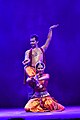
[32,91,50,98]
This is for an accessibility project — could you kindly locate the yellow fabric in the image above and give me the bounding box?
[24,96,64,112]
[25,66,36,77]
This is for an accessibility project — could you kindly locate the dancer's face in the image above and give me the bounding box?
[30,37,38,48]
[37,64,44,74]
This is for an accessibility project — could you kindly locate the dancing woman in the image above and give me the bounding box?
[24,61,65,112]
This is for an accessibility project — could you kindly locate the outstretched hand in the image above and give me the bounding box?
[49,24,59,30]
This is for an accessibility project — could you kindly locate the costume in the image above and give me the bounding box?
[24,73,65,112]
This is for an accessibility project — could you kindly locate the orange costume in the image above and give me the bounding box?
[24,74,65,112]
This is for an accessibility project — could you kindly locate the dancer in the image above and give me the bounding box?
[24,61,65,112]
[22,24,59,79]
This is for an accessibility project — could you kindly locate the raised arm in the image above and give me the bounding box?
[42,24,59,51]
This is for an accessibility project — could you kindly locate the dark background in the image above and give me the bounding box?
[0,0,80,108]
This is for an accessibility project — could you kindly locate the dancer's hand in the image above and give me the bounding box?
[49,24,59,30]
[33,75,38,81]
[22,59,30,65]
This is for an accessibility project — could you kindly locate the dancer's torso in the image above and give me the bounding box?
[31,48,43,67]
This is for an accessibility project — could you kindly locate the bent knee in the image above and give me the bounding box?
[24,106,30,112]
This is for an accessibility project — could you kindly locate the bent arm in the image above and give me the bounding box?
[22,50,30,65]
[39,74,50,80]
[42,24,59,51]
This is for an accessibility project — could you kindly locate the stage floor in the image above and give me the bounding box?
[0,106,80,120]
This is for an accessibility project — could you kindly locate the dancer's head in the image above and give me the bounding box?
[30,34,39,48]
[35,61,45,74]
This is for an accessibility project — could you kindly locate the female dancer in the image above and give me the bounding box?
[24,61,65,112]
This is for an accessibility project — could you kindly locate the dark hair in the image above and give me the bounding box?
[35,61,45,70]
[30,34,39,41]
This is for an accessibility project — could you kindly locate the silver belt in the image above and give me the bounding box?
[33,91,50,98]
